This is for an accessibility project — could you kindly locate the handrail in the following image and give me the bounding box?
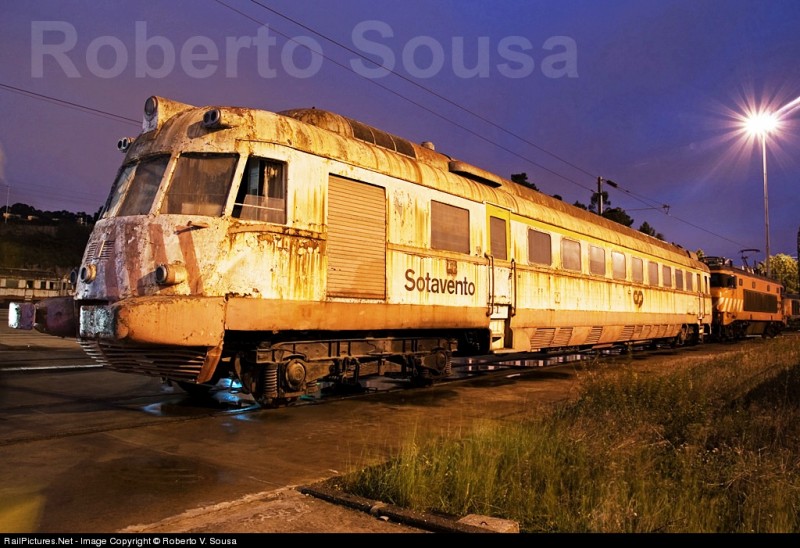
[511,258,517,317]
[485,253,494,316]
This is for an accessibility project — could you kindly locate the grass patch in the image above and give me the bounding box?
[336,337,800,532]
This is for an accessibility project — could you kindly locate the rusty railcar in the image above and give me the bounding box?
[9,96,712,406]
[701,257,786,339]
[0,268,72,305]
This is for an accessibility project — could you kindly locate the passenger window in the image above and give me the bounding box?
[675,269,684,290]
[686,271,693,292]
[232,157,286,224]
[561,239,581,271]
[632,257,643,283]
[590,246,605,276]
[648,262,659,287]
[528,229,551,266]
[612,251,626,280]
[662,265,672,288]
[431,201,470,254]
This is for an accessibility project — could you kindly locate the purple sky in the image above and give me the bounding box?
[2,0,799,263]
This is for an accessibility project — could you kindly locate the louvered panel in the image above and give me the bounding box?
[79,341,208,382]
[585,326,603,345]
[619,325,635,341]
[552,327,573,346]
[530,328,555,348]
[327,176,386,299]
[85,238,116,261]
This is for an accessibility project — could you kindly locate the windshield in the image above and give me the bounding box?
[161,153,238,216]
[102,156,170,218]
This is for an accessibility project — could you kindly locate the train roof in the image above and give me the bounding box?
[125,96,706,270]
[701,256,784,284]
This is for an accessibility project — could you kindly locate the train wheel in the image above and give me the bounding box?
[410,348,452,386]
[670,326,689,347]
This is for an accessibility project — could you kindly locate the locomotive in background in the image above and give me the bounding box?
[701,256,786,339]
[6,96,788,407]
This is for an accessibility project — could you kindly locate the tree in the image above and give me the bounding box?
[602,207,634,227]
[639,221,664,241]
[768,253,799,294]
[511,172,538,191]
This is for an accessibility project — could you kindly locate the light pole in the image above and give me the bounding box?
[759,128,770,277]
[596,176,617,215]
[3,183,8,224]
[745,112,776,277]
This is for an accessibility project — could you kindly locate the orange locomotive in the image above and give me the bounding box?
[701,257,786,339]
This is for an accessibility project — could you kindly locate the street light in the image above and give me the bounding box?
[744,111,777,277]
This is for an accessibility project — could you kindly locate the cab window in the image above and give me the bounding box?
[163,153,239,216]
[105,155,170,218]
[232,157,287,224]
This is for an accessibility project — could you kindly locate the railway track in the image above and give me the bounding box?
[0,331,782,449]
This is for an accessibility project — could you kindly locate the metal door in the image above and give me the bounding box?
[486,206,515,350]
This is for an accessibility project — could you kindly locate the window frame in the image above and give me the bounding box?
[232,156,288,224]
[527,228,552,266]
[561,238,582,272]
[430,200,470,254]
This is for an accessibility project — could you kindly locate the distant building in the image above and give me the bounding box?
[0,267,73,304]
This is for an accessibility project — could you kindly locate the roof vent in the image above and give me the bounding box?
[421,141,435,151]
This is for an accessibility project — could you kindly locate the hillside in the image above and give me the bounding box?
[0,223,92,276]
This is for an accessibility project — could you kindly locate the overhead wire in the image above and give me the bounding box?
[0,3,752,250]
[211,0,596,194]
[0,83,140,126]
[229,0,750,249]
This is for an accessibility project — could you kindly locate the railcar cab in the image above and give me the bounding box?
[100,154,284,221]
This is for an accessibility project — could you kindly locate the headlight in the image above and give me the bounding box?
[155,263,188,286]
[79,264,97,283]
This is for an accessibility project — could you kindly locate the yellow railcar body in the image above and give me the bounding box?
[10,96,714,404]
